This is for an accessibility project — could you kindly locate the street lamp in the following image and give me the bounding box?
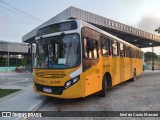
[152,46,154,71]
[7,43,9,72]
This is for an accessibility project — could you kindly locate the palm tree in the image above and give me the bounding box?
[155,27,160,33]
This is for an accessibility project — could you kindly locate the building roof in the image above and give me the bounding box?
[0,40,34,53]
[22,6,160,48]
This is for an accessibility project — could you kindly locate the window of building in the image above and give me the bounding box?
[129,28,132,32]
[108,21,111,26]
[120,25,123,29]
[111,22,114,27]
[115,23,118,28]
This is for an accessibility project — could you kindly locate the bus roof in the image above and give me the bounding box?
[77,19,141,50]
[37,19,141,50]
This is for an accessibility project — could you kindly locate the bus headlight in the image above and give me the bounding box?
[65,81,72,88]
[73,77,79,83]
[65,76,80,89]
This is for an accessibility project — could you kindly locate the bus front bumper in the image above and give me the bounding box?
[33,82,84,99]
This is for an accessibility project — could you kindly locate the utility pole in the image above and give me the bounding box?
[31,43,33,73]
[152,46,154,71]
[7,43,9,72]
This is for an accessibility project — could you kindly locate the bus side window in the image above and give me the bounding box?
[141,52,143,59]
[139,51,141,59]
[136,51,138,58]
[130,48,132,58]
[134,50,136,58]
[128,47,131,58]
[123,45,126,57]
[112,40,118,56]
[140,51,142,59]
[120,43,124,57]
[101,37,110,56]
[131,49,133,58]
[125,45,128,57]
[84,37,98,59]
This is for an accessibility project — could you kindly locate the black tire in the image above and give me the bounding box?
[99,76,107,97]
[130,69,136,82]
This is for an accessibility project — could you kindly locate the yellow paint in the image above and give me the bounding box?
[33,53,143,98]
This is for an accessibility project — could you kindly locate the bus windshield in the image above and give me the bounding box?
[35,34,80,69]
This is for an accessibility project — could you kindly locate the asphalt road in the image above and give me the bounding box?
[28,71,160,120]
[1,71,159,120]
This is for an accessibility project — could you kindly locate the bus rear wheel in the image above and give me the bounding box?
[99,76,107,97]
[130,69,136,82]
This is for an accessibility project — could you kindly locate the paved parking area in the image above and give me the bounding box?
[0,71,160,120]
[0,73,47,120]
[0,73,32,84]
[39,71,160,111]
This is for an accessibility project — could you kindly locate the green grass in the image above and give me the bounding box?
[0,89,21,98]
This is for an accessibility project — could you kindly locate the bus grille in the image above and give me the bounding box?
[36,72,67,78]
[35,83,64,95]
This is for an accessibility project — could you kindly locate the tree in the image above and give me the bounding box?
[157,55,160,62]
[144,52,158,62]
[155,27,160,33]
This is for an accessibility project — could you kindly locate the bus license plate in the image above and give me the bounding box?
[43,87,52,93]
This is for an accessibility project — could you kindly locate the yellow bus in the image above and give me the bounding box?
[33,19,143,98]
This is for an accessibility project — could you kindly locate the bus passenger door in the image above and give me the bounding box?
[82,37,100,96]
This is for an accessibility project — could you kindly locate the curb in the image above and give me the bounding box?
[31,96,50,111]
[22,96,50,120]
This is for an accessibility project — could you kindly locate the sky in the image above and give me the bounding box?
[0,0,160,54]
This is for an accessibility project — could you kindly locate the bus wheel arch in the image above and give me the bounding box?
[99,72,112,97]
[134,68,137,79]
[105,72,112,87]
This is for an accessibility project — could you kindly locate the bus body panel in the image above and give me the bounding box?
[33,80,84,98]
[33,66,86,98]
[82,58,102,96]
[33,19,143,98]
[34,66,80,86]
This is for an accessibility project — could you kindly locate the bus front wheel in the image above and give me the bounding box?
[99,76,107,97]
